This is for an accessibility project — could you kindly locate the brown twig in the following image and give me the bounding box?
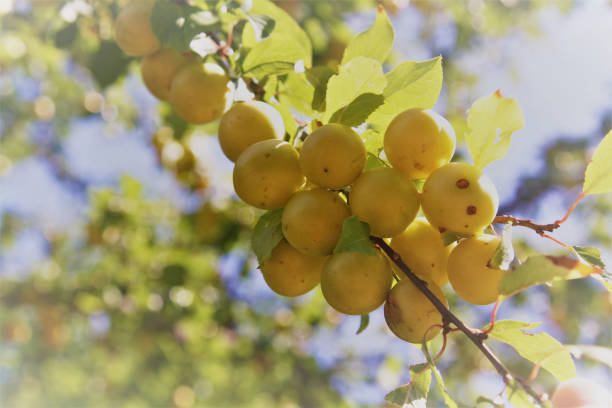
[493,215,560,234]
[371,237,544,404]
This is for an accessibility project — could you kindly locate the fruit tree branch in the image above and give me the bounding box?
[493,215,560,234]
[370,236,544,404]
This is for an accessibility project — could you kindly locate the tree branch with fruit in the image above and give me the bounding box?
[113,1,612,406]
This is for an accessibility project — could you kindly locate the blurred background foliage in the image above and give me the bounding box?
[1,0,611,407]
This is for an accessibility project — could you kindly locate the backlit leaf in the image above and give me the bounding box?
[466,90,525,170]
[324,56,386,122]
[484,320,576,382]
[356,314,369,334]
[329,93,384,127]
[385,363,431,407]
[498,255,599,297]
[251,209,284,264]
[334,215,378,256]
[488,224,514,270]
[583,129,612,195]
[341,7,394,65]
[367,57,442,130]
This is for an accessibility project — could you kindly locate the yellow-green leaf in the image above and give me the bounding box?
[484,320,576,382]
[466,90,525,170]
[324,56,386,122]
[341,7,394,65]
[367,57,442,130]
[583,129,612,195]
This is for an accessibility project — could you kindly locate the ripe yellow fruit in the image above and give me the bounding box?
[114,0,160,57]
[260,240,327,297]
[421,162,499,235]
[349,167,420,238]
[384,109,456,179]
[141,48,190,101]
[390,218,452,287]
[384,278,447,343]
[282,188,350,256]
[551,378,612,408]
[447,235,504,305]
[321,251,392,315]
[233,140,304,210]
[218,101,285,162]
[299,124,366,189]
[170,62,233,124]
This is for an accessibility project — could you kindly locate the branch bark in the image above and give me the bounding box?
[370,236,544,404]
[493,215,560,234]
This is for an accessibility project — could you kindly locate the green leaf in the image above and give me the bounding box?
[484,320,576,382]
[583,129,612,195]
[324,56,387,122]
[341,7,394,65]
[242,0,312,78]
[270,102,297,143]
[89,41,132,88]
[251,209,284,264]
[361,129,383,154]
[566,344,612,369]
[277,73,314,116]
[441,231,470,246]
[422,343,458,408]
[151,0,184,43]
[499,255,598,297]
[506,384,536,408]
[365,152,388,170]
[367,57,443,130]
[305,66,335,112]
[329,93,384,127]
[572,246,606,269]
[385,363,431,407]
[488,224,514,270]
[356,314,369,334]
[54,23,78,48]
[466,90,525,170]
[333,215,378,256]
[475,396,505,408]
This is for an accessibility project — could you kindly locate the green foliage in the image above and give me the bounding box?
[329,93,384,126]
[466,90,525,169]
[498,255,595,297]
[341,7,394,66]
[333,215,378,256]
[572,246,606,269]
[422,343,459,408]
[488,224,514,270]
[583,129,612,195]
[367,57,443,130]
[242,0,312,78]
[251,209,284,264]
[323,56,386,122]
[385,363,431,407]
[356,314,369,334]
[484,320,576,382]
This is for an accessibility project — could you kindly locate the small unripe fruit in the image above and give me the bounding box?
[141,48,190,101]
[447,235,505,305]
[233,140,304,210]
[299,124,366,189]
[261,240,327,297]
[551,378,612,408]
[170,62,233,124]
[385,278,447,343]
[384,109,456,179]
[349,167,420,237]
[218,101,285,162]
[282,189,350,256]
[390,218,451,287]
[321,250,392,315]
[114,0,160,57]
[421,162,499,235]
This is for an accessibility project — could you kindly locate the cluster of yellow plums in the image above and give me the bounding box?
[115,0,506,345]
